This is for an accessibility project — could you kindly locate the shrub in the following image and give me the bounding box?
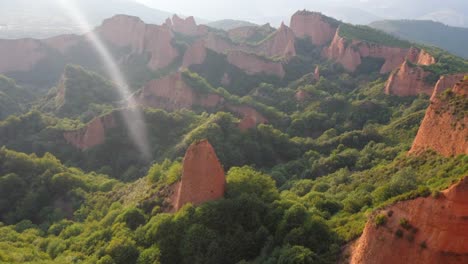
[374,214,387,227]
[399,218,412,230]
[395,229,404,238]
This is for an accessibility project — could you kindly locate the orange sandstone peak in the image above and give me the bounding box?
[98,15,178,70]
[384,61,433,96]
[409,78,468,156]
[63,112,117,150]
[290,11,337,46]
[172,140,226,211]
[351,176,468,264]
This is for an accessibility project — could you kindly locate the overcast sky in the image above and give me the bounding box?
[133,0,342,21]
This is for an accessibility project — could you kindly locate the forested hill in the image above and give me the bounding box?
[370,19,468,59]
[0,9,466,264]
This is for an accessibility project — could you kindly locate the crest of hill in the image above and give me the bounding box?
[206,19,258,31]
[40,65,119,121]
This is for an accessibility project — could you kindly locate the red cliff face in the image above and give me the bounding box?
[98,15,179,70]
[255,23,297,59]
[325,32,362,72]
[431,73,468,101]
[409,79,468,156]
[290,10,337,46]
[182,39,208,68]
[226,50,285,78]
[0,39,46,73]
[384,61,433,96]
[351,176,468,264]
[63,112,117,150]
[165,15,208,36]
[133,72,223,111]
[406,47,436,66]
[226,104,268,131]
[172,140,225,211]
[325,29,435,74]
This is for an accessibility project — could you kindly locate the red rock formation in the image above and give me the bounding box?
[409,79,468,156]
[182,39,207,68]
[254,22,296,59]
[43,34,80,54]
[172,140,225,211]
[98,15,179,70]
[406,47,436,66]
[314,66,320,81]
[0,39,46,73]
[226,104,268,131]
[0,15,180,74]
[226,50,285,78]
[290,10,338,46]
[351,176,468,264]
[63,112,117,150]
[295,90,309,102]
[384,61,433,96]
[431,73,468,101]
[325,32,362,72]
[325,30,435,74]
[133,72,223,111]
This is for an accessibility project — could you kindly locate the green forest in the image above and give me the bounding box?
[0,10,467,264]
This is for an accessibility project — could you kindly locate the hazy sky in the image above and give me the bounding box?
[133,0,467,27]
[134,0,339,21]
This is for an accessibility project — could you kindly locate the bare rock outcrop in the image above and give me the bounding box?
[325,30,435,74]
[182,39,208,68]
[172,140,225,211]
[63,112,117,150]
[351,176,468,264]
[98,15,179,70]
[226,50,285,78]
[255,22,296,59]
[431,73,468,101]
[165,15,208,36]
[384,61,433,96]
[314,66,321,81]
[0,39,46,73]
[406,47,436,66]
[409,78,468,156]
[226,104,268,131]
[290,10,338,46]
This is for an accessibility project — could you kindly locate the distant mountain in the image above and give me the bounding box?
[0,0,174,38]
[370,20,468,59]
[206,19,258,30]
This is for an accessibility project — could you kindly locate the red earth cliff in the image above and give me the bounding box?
[431,73,468,101]
[98,15,179,70]
[0,39,47,73]
[351,176,468,264]
[290,10,337,46]
[63,112,117,150]
[409,78,468,156]
[325,29,435,74]
[165,15,208,36]
[384,61,433,96]
[172,140,225,211]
